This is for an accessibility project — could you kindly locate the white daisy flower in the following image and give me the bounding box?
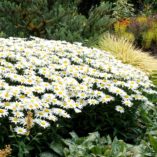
[122,100,133,107]
[115,106,124,113]
[14,127,27,135]
[34,119,50,128]
[0,109,8,117]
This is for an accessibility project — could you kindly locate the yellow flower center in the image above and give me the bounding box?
[0,109,4,113]
[18,129,23,133]
[4,102,10,106]
[41,121,46,125]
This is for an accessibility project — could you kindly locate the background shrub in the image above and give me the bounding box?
[112,0,135,20]
[0,0,115,43]
[114,15,157,56]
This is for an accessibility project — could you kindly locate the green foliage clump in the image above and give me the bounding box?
[112,0,135,20]
[151,73,157,86]
[84,1,114,40]
[50,132,143,157]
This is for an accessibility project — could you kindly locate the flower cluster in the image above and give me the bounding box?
[0,37,156,135]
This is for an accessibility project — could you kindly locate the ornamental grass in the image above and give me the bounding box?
[97,33,157,75]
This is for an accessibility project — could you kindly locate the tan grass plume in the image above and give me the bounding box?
[0,145,12,157]
[25,111,33,135]
[96,33,157,75]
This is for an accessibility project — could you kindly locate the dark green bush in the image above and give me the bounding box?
[128,0,157,15]
[0,0,114,43]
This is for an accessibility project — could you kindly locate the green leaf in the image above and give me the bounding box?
[83,132,100,144]
[69,132,79,139]
[111,139,127,156]
[40,152,57,157]
[90,146,103,154]
[149,135,157,153]
[50,140,65,156]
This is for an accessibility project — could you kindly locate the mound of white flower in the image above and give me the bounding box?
[0,37,156,135]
